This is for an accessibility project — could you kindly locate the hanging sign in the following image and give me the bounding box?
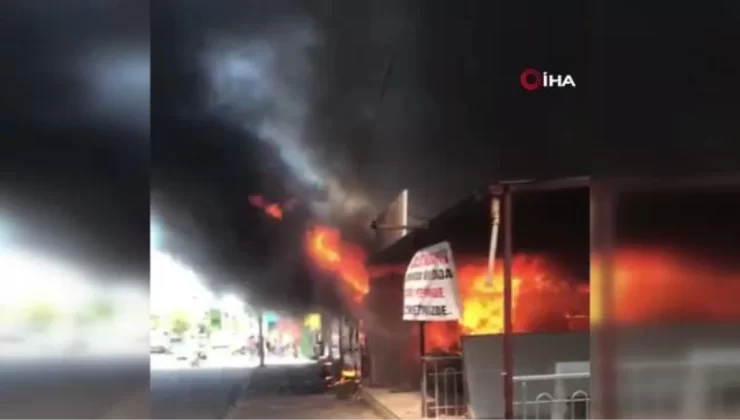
[402,241,461,321]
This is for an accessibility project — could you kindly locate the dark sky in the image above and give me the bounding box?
[4,1,739,310]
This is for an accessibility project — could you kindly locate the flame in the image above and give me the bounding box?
[249,189,740,353]
[264,203,283,220]
[592,248,740,325]
[302,225,589,350]
[301,224,740,353]
[304,225,369,303]
[248,195,299,220]
[423,255,589,351]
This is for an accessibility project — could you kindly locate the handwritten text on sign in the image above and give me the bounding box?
[402,241,461,321]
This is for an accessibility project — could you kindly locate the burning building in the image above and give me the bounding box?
[259,176,740,418]
[362,188,592,391]
[360,180,740,419]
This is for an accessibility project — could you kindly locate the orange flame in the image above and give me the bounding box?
[592,248,740,325]
[422,255,589,351]
[304,225,369,303]
[302,225,740,352]
[248,195,299,221]
[264,203,283,220]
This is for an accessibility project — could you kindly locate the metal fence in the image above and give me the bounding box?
[618,352,740,418]
[423,348,740,419]
[513,372,591,420]
[508,358,740,419]
[421,355,467,418]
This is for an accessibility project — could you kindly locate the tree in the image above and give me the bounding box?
[26,302,56,332]
[170,310,191,336]
[77,298,115,326]
[89,299,114,320]
[151,315,161,331]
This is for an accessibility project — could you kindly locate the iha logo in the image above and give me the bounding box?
[520,68,576,91]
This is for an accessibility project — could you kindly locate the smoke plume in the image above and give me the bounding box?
[200,15,377,230]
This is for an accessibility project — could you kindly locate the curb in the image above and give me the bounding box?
[358,387,400,419]
[101,386,150,419]
[221,371,254,419]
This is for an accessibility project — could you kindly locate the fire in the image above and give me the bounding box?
[424,255,589,351]
[592,248,740,325]
[457,255,587,334]
[248,189,740,354]
[248,195,300,220]
[300,223,740,353]
[302,224,589,350]
[304,225,369,303]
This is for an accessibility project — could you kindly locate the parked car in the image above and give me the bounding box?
[169,336,198,362]
[150,332,169,353]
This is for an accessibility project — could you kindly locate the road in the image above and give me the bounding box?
[0,356,147,418]
[226,363,379,419]
[0,353,369,418]
[149,354,255,419]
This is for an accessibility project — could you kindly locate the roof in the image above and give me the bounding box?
[366,191,488,265]
[365,176,594,266]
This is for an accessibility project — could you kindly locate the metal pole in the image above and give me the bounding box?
[419,320,426,417]
[257,310,265,367]
[591,181,618,418]
[502,186,514,420]
[338,315,345,365]
[354,323,360,374]
[485,196,501,288]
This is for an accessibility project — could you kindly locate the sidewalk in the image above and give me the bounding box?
[225,394,377,419]
[223,364,377,419]
[102,386,150,419]
[359,386,422,419]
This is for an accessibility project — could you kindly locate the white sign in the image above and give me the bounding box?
[402,241,462,321]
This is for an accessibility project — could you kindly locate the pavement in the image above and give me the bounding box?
[0,356,148,418]
[225,363,380,419]
[228,393,379,419]
[0,352,415,419]
[102,386,150,419]
[149,356,254,419]
[359,386,422,419]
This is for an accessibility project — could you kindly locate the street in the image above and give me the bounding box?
[0,356,147,418]
[150,357,253,419]
[226,363,378,419]
[150,353,377,419]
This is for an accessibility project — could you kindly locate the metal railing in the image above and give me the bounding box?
[513,372,591,419]
[617,353,740,418]
[421,355,467,418]
[505,352,740,419]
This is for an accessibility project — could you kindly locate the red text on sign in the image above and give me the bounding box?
[404,287,445,299]
[408,250,449,269]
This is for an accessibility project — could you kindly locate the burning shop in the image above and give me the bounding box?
[363,178,740,419]
[362,186,592,416]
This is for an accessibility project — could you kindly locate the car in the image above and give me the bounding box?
[150,332,169,354]
[169,337,194,359]
[209,331,235,350]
